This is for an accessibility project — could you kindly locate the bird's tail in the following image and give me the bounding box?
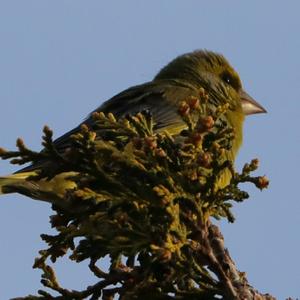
[0,172,35,195]
[0,171,78,206]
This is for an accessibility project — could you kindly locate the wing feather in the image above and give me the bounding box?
[17,79,199,172]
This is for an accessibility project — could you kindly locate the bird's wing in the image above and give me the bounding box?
[54,80,199,148]
[17,80,199,172]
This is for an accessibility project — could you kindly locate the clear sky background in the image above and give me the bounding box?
[0,1,299,299]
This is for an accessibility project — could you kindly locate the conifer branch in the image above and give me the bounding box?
[1,90,274,299]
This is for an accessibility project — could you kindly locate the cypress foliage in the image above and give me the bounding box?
[1,90,273,300]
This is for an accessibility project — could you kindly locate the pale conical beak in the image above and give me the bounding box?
[240,90,267,115]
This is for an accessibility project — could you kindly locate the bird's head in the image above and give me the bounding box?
[154,50,266,117]
[155,50,266,172]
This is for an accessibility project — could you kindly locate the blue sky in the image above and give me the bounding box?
[0,1,299,299]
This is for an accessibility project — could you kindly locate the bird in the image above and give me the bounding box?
[0,50,266,205]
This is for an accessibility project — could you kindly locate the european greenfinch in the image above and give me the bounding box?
[0,50,266,204]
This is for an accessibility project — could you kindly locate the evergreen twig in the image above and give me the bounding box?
[1,90,273,300]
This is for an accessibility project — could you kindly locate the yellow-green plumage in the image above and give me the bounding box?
[0,50,266,204]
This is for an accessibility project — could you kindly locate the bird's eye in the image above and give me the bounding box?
[221,72,233,85]
[220,71,240,90]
